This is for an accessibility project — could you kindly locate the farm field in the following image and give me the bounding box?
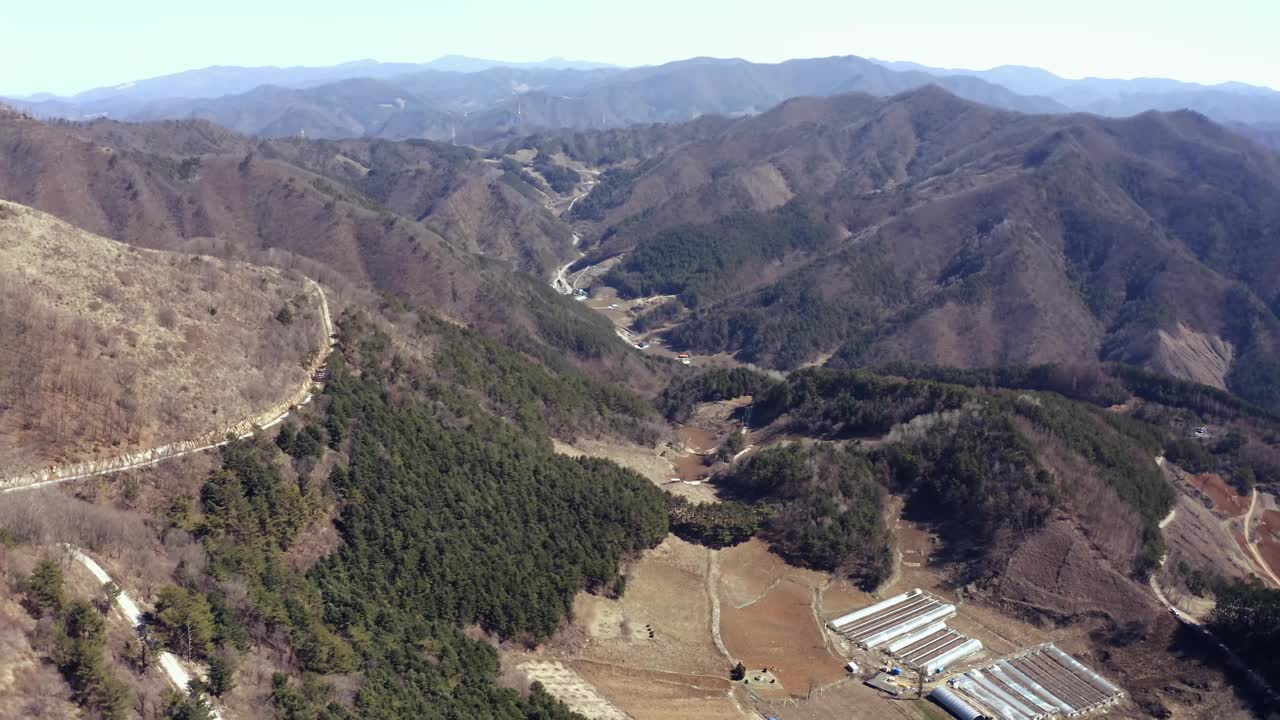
[529,410,1267,720]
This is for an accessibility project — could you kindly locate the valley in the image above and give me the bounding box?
[3,33,1280,720]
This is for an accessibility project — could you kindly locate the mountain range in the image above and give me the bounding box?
[9,55,1280,149]
[0,104,647,373]
[537,87,1280,409]
[5,78,1280,411]
[2,56,1064,141]
[876,59,1280,130]
[5,49,1280,720]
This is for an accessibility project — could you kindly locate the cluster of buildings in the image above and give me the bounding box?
[828,591,1125,720]
[827,589,983,676]
[932,644,1125,720]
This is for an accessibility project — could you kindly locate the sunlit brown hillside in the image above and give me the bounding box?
[0,200,322,473]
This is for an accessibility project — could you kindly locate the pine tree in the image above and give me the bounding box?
[206,654,235,697]
[156,586,216,660]
[26,558,64,617]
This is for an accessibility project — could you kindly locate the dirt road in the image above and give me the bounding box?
[7,277,335,706]
[2,278,335,494]
[1242,489,1280,586]
[69,546,225,718]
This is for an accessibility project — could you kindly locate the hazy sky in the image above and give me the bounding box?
[6,0,1276,96]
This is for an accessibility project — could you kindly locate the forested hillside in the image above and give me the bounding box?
[1209,581,1280,690]
[725,444,892,586]
[130,308,671,719]
[666,366,1231,583]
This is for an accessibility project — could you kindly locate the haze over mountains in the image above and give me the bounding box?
[8,54,1280,149]
[7,31,1280,720]
[877,58,1280,129]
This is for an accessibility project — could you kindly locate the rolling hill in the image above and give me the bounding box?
[0,106,572,304]
[0,104,663,396]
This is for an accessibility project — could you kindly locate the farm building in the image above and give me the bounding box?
[886,623,983,675]
[947,644,1124,720]
[930,687,990,720]
[827,589,957,649]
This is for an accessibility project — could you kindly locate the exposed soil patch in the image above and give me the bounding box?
[519,660,630,720]
[1162,493,1259,591]
[1187,473,1248,517]
[749,678,935,720]
[512,537,745,719]
[677,425,717,454]
[577,538,727,677]
[670,452,711,483]
[573,660,740,720]
[720,579,847,691]
[997,519,1156,626]
[715,540,856,694]
[552,436,720,503]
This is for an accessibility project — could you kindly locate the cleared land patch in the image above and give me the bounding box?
[541,537,745,719]
[518,660,630,720]
[1187,473,1248,517]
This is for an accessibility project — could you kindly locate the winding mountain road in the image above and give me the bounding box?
[2,277,334,495]
[5,278,333,715]
[68,547,224,717]
[1150,456,1280,707]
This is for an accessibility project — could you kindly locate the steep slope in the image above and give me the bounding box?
[564,88,1280,408]
[254,136,575,268]
[0,200,322,475]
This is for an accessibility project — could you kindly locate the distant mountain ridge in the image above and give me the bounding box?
[12,55,617,105]
[874,58,1280,128]
[13,54,1280,144]
[4,55,1063,142]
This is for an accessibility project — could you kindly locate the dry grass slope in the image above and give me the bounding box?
[0,200,321,473]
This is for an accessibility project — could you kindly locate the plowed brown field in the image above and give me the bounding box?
[1188,473,1248,517]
